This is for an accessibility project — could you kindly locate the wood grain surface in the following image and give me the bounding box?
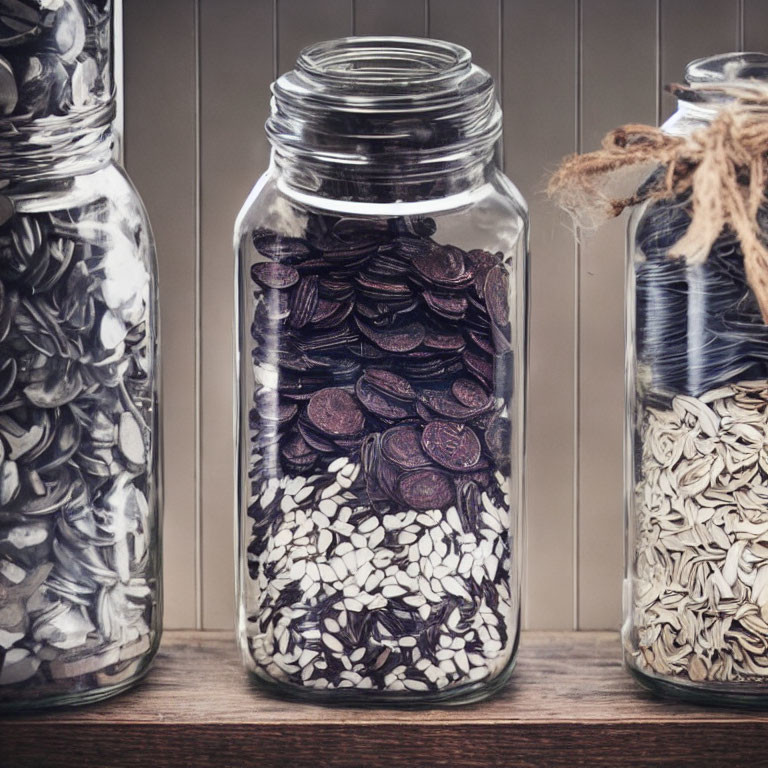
[4,631,768,767]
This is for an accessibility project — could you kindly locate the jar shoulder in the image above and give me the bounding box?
[235,166,528,258]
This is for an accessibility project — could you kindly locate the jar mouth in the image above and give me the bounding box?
[267,36,502,201]
[295,37,471,89]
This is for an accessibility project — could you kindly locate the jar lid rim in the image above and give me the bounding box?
[274,36,492,110]
[685,52,768,85]
[295,36,472,89]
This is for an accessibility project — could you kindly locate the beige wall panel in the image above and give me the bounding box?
[744,1,768,51]
[578,0,657,630]
[123,0,198,628]
[429,0,501,95]
[277,0,353,73]
[199,0,274,629]
[660,0,740,119]
[354,0,426,36]
[503,0,577,630]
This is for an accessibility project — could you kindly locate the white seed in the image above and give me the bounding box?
[319,499,338,517]
[322,633,343,652]
[318,562,336,581]
[321,482,341,499]
[358,517,378,534]
[312,511,331,528]
[382,584,407,598]
[294,485,314,503]
[333,521,354,537]
[443,576,469,598]
[446,506,462,532]
[364,570,383,592]
[328,457,348,473]
[260,485,277,508]
[317,529,333,554]
[273,529,292,547]
[286,476,306,495]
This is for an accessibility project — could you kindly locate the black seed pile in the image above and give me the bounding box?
[0,197,156,700]
[0,0,157,703]
[635,195,768,398]
[0,0,111,120]
[244,215,517,695]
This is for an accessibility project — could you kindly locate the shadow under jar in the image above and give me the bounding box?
[0,0,161,710]
[624,53,768,706]
[235,37,528,705]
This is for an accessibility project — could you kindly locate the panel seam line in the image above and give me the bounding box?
[194,0,203,631]
[573,0,583,632]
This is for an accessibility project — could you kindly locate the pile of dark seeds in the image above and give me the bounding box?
[0,0,111,120]
[0,0,157,701]
[635,196,768,399]
[245,215,515,695]
[0,197,155,697]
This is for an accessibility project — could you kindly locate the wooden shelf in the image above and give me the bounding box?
[4,630,768,767]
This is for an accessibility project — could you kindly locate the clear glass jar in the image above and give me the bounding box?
[235,37,527,704]
[624,52,768,705]
[0,0,161,710]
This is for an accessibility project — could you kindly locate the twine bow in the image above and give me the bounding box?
[548,82,768,321]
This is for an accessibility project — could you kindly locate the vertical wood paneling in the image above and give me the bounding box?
[660,0,740,119]
[428,0,501,94]
[744,0,768,51]
[503,0,577,630]
[277,0,353,74]
[578,0,657,630]
[123,0,198,629]
[354,0,426,36]
[199,0,274,629]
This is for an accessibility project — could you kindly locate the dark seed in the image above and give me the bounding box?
[421,421,482,472]
[381,425,431,470]
[484,264,510,329]
[355,377,414,421]
[397,468,455,510]
[362,368,415,401]
[452,379,491,409]
[251,261,299,290]
[306,388,365,437]
[356,317,425,353]
[484,413,511,461]
[289,276,320,329]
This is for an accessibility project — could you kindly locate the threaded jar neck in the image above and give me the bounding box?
[665,52,768,133]
[266,37,503,203]
[0,0,115,182]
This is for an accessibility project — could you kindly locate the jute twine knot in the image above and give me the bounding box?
[548,81,768,322]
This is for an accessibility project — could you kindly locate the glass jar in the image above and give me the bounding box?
[235,37,527,704]
[624,52,768,705]
[0,0,161,710]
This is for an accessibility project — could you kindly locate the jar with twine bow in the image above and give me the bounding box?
[551,52,768,705]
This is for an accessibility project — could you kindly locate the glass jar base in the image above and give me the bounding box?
[246,654,518,708]
[628,663,768,709]
[243,633,519,708]
[0,650,158,713]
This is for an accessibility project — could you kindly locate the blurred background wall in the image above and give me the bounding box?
[119,0,768,631]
